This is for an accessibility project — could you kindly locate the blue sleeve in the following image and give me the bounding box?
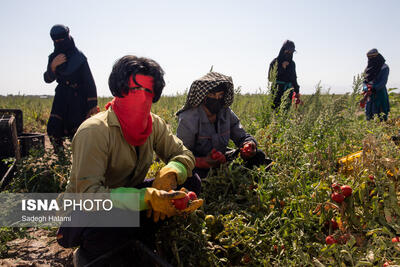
[176,111,198,151]
[372,66,389,91]
[229,109,256,148]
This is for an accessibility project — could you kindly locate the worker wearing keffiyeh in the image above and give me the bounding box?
[176,72,271,178]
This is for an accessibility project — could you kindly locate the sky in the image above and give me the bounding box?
[0,0,399,97]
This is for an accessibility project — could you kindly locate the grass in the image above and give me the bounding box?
[0,81,400,265]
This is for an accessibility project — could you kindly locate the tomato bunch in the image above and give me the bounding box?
[172,191,198,210]
[330,183,352,203]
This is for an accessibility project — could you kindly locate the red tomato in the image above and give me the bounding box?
[331,192,345,203]
[331,183,341,192]
[325,235,337,245]
[172,195,189,210]
[369,175,374,181]
[383,261,391,267]
[188,191,197,201]
[391,237,400,243]
[341,185,352,197]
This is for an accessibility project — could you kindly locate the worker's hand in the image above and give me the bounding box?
[195,149,225,169]
[51,53,67,72]
[362,84,373,96]
[144,188,187,222]
[240,141,256,159]
[149,169,178,222]
[152,168,178,192]
[195,153,220,169]
[195,157,215,169]
[86,106,100,119]
[147,209,167,223]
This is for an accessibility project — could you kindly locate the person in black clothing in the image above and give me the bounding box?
[268,40,300,110]
[44,24,98,153]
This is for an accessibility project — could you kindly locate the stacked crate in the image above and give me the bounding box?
[0,113,19,188]
[0,109,45,189]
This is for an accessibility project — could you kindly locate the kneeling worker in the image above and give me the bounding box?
[58,55,203,266]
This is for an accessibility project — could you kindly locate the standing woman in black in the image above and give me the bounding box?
[268,40,300,110]
[44,24,98,153]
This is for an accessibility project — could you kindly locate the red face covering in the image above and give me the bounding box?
[105,74,154,146]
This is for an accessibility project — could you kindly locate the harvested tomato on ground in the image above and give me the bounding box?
[341,185,352,197]
[326,235,337,245]
[331,183,341,192]
[331,192,345,203]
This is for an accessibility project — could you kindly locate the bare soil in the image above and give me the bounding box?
[0,228,73,267]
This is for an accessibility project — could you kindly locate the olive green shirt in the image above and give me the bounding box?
[65,108,195,193]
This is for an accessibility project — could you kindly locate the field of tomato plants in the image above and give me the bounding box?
[0,77,400,266]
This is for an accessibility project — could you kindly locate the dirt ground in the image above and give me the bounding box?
[0,229,73,267]
[0,135,73,266]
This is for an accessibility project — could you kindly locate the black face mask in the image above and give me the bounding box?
[204,97,224,114]
[54,36,75,53]
[283,52,293,61]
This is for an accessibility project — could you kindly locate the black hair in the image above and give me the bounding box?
[108,55,165,102]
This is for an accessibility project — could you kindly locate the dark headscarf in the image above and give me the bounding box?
[176,72,234,115]
[364,48,386,83]
[277,40,296,63]
[48,24,86,76]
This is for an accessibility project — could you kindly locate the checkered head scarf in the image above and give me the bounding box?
[176,72,234,115]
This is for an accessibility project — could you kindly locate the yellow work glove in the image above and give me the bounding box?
[146,188,204,222]
[152,171,177,192]
[144,188,187,222]
[152,161,188,191]
[151,161,189,221]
